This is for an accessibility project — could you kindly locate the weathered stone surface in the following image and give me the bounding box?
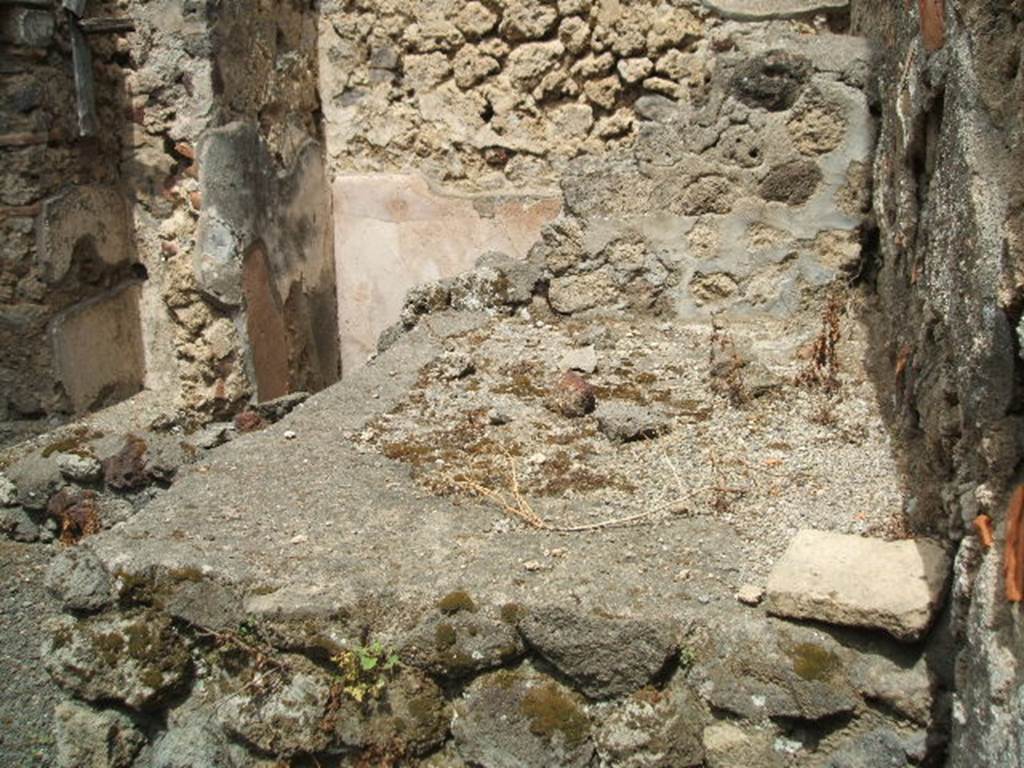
[518,607,677,699]
[56,452,103,484]
[6,454,62,511]
[0,505,39,542]
[560,345,598,374]
[150,720,236,768]
[45,613,190,710]
[499,0,559,41]
[788,91,848,155]
[0,472,16,507]
[759,160,823,205]
[647,8,702,51]
[0,8,54,47]
[506,41,565,89]
[331,667,450,757]
[191,423,235,450]
[478,251,542,306]
[688,614,859,721]
[549,269,620,314]
[456,2,498,38]
[825,728,925,768]
[703,722,783,768]
[453,666,595,768]
[596,402,671,443]
[449,254,541,314]
[45,547,114,613]
[402,609,524,679]
[252,391,310,422]
[766,530,951,641]
[432,350,477,381]
[594,685,706,767]
[736,584,764,606]
[703,0,848,20]
[162,578,244,633]
[101,434,151,491]
[730,51,812,111]
[849,652,935,725]
[47,488,102,544]
[549,370,597,418]
[217,662,333,756]
[54,701,145,768]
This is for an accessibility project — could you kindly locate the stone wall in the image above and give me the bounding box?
[122,0,339,416]
[538,20,874,321]
[2,0,877,416]
[1,2,142,420]
[318,0,707,194]
[849,1,1024,766]
[1,0,339,427]
[318,0,875,370]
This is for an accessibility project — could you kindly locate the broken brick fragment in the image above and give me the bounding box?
[102,434,150,491]
[47,488,101,545]
[1005,486,1024,603]
[919,0,945,52]
[233,410,266,433]
[549,371,596,418]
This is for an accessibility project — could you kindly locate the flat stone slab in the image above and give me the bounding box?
[766,530,951,641]
[702,0,848,20]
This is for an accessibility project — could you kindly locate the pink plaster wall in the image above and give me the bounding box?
[332,173,560,373]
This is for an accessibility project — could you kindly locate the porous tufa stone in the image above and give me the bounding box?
[766,530,951,641]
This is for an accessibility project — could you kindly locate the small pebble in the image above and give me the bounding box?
[736,584,764,606]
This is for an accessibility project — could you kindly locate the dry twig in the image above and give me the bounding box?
[449,450,658,533]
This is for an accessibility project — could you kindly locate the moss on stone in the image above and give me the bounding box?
[435,622,457,649]
[141,668,165,689]
[500,602,527,624]
[50,625,72,651]
[520,682,590,749]
[168,566,203,582]
[487,669,520,690]
[124,620,156,659]
[93,631,125,666]
[789,642,841,682]
[438,590,477,615]
[40,427,103,458]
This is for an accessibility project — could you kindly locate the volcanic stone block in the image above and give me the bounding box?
[453,666,595,768]
[731,51,812,112]
[766,530,951,641]
[759,160,824,205]
[518,607,678,699]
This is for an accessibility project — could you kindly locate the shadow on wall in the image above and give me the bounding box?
[194,123,340,402]
[39,186,147,415]
[242,239,340,402]
[852,2,1024,765]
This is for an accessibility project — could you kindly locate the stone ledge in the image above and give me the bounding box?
[702,0,849,21]
[765,529,951,641]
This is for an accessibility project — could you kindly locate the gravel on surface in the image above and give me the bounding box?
[0,541,59,767]
[356,308,909,583]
